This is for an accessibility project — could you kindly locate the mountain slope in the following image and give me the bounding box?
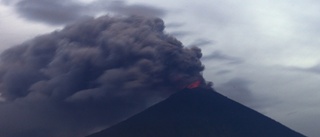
[87,87,305,137]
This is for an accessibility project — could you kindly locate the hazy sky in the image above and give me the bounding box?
[0,0,319,136]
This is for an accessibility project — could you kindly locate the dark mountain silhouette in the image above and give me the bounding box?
[87,87,305,137]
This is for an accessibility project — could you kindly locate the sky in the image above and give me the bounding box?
[0,0,319,137]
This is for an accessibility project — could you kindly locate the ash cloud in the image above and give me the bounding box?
[0,15,205,137]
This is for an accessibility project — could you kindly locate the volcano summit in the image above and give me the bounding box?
[87,87,305,137]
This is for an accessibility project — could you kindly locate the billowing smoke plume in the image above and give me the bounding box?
[0,15,206,137]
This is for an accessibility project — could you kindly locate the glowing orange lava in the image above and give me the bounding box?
[186,80,201,89]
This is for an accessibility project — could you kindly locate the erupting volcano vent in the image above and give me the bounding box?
[186,80,201,89]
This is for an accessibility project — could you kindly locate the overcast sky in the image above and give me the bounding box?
[0,0,319,136]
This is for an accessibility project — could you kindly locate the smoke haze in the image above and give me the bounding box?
[0,15,206,137]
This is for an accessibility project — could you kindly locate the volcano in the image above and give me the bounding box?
[87,87,305,137]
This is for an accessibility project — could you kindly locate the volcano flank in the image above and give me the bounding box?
[87,87,305,137]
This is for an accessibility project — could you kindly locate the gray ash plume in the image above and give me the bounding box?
[0,15,206,137]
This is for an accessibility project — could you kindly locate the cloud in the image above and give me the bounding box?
[201,51,243,64]
[0,15,207,137]
[215,69,232,75]
[102,1,166,17]
[215,78,253,105]
[285,63,320,74]
[215,78,278,110]
[186,1,252,28]
[14,0,91,25]
[304,64,320,73]
[189,39,213,47]
[167,31,191,38]
[8,0,167,25]
[165,22,185,28]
